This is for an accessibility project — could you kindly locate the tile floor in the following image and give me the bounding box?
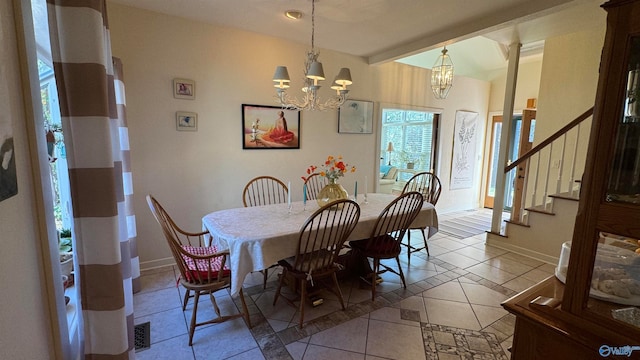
[134,210,556,360]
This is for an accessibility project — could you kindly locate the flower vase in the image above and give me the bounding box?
[317,179,348,208]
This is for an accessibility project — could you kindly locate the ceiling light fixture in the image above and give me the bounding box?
[272,0,352,111]
[431,46,454,99]
[284,10,303,20]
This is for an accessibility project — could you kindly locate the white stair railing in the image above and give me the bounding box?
[504,108,593,226]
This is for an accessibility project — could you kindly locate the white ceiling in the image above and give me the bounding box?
[107,0,605,79]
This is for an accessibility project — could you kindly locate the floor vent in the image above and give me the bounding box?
[134,322,150,352]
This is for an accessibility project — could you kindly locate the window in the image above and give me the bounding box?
[381,107,439,180]
[32,0,78,350]
[39,59,72,230]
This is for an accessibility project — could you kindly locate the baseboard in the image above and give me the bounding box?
[486,234,558,265]
[139,257,175,272]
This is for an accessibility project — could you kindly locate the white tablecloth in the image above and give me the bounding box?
[202,193,438,296]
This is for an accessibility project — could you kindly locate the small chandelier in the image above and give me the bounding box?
[431,46,454,99]
[272,0,352,111]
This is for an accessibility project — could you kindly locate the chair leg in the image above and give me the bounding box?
[371,258,380,301]
[331,272,346,310]
[299,279,307,328]
[209,291,221,317]
[188,290,201,346]
[420,227,430,256]
[272,268,287,306]
[238,288,251,328]
[406,230,412,265]
[395,256,407,288]
[262,269,268,289]
[182,289,191,311]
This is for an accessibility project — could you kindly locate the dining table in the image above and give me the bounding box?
[202,193,439,296]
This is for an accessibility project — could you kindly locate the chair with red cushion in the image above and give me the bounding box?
[401,172,441,263]
[350,191,424,301]
[273,199,360,327]
[146,195,251,346]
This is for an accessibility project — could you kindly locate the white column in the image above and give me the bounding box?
[491,42,521,233]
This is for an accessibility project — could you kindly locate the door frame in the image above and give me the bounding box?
[483,114,502,208]
[482,110,534,211]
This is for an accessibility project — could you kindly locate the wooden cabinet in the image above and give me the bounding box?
[503,0,640,358]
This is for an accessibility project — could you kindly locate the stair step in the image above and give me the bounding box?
[525,205,555,215]
[549,191,580,201]
[487,230,507,238]
[505,219,530,228]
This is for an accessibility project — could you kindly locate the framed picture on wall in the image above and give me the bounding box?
[338,99,374,134]
[173,78,195,99]
[450,110,478,189]
[241,104,300,149]
[176,111,198,131]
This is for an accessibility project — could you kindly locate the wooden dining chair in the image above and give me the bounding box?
[273,199,360,327]
[242,176,289,288]
[146,195,251,345]
[349,191,424,301]
[242,175,289,207]
[401,172,441,263]
[304,172,327,200]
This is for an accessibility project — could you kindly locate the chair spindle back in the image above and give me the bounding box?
[243,176,289,207]
[402,172,442,205]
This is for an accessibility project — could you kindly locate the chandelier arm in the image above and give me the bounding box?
[275,88,348,111]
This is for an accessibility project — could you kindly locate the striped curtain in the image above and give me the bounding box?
[47,0,139,358]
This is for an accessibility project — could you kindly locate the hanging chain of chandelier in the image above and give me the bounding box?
[272,0,352,111]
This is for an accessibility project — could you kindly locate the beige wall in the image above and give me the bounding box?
[107,3,492,269]
[487,59,543,114]
[0,0,54,357]
[536,26,605,142]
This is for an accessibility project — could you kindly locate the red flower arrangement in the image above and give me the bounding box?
[302,155,356,182]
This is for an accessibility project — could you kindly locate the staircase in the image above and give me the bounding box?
[486,108,593,264]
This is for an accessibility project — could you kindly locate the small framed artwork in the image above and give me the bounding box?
[241,104,300,149]
[176,111,197,131]
[338,99,374,134]
[173,78,195,99]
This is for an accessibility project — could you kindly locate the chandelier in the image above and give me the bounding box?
[431,46,454,99]
[272,0,352,111]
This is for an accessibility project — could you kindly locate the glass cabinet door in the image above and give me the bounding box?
[607,36,640,205]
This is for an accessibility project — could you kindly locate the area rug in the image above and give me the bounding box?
[437,211,494,239]
[422,323,509,359]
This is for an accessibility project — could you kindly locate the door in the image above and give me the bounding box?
[483,111,536,210]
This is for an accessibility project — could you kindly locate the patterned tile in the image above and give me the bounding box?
[422,323,508,360]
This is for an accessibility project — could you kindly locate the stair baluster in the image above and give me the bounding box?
[568,124,581,196]
[543,143,553,210]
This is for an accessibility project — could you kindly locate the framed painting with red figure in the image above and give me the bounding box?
[241,104,300,149]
